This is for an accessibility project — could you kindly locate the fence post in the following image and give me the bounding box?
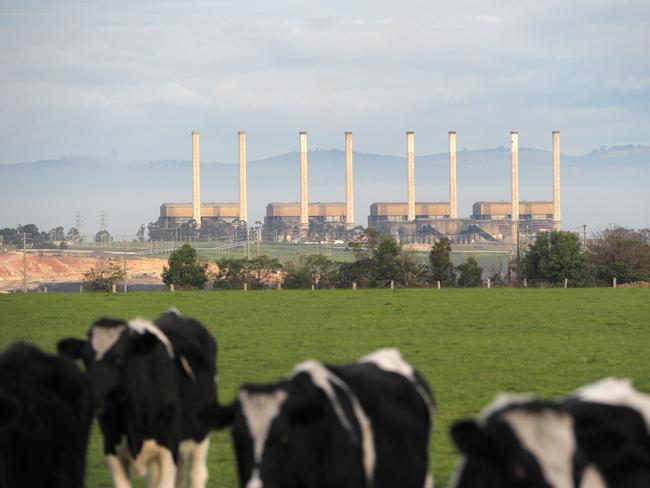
[613,277,617,289]
[487,278,491,289]
[437,281,441,289]
[564,278,568,289]
[311,284,315,291]
[170,284,175,292]
[352,282,357,290]
[80,285,83,293]
[523,278,527,288]
[44,286,48,294]
[112,284,117,294]
[244,282,248,291]
[277,282,282,290]
[390,280,394,290]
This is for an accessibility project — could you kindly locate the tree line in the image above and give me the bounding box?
[156,227,650,290]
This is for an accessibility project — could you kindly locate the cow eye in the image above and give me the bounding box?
[513,464,526,479]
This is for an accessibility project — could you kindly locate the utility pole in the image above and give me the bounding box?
[246,227,250,260]
[583,224,587,250]
[123,240,128,293]
[22,232,27,293]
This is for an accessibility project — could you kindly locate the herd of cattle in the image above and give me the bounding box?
[0,309,648,488]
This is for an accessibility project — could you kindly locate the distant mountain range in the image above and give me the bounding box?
[1,145,648,237]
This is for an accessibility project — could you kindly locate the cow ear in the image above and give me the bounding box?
[288,400,325,424]
[57,338,87,359]
[579,426,627,468]
[132,333,159,355]
[199,402,235,430]
[0,394,21,431]
[451,420,496,458]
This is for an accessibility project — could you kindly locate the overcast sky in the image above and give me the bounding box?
[1,0,649,164]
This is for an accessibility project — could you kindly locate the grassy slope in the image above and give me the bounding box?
[0,289,648,487]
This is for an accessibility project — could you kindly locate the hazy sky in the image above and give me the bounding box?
[1,0,649,164]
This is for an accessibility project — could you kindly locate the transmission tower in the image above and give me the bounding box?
[75,212,83,241]
[100,211,108,232]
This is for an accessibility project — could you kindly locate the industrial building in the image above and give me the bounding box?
[159,202,239,224]
[368,130,561,244]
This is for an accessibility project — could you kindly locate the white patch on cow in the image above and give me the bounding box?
[128,318,174,358]
[480,393,536,420]
[360,348,435,417]
[503,408,576,488]
[239,389,288,467]
[90,325,127,360]
[574,377,650,431]
[106,454,132,488]
[424,471,434,488]
[180,356,196,382]
[177,438,210,488]
[132,439,176,488]
[579,464,607,488]
[246,468,263,488]
[293,360,376,484]
[167,307,182,316]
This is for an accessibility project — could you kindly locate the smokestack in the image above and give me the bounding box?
[511,131,519,244]
[299,131,308,229]
[552,131,561,230]
[345,132,354,229]
[407,131,415,221]
[239,131,248,224]
[191,131,201,229]
[449,131,457,219]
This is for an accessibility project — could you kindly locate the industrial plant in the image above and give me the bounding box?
[155,129,562,244]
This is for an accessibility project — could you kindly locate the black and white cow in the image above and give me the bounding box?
[450,379,650,488]
[57,309,217,488]
[0,342,93,488]
[564,378,650,488]
[200,348,434,488]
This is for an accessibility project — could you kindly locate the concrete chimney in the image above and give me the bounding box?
[191,131,201,229]
[511,131,519,244]
[449,131,457,219]
[239,131,248,224]
[552,131,561,230]
[299,131,309,229]
[345,132,354,229]
[407,131,415,221]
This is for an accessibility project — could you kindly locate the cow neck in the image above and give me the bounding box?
[292,360,376,484]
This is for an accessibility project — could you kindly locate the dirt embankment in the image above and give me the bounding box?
[0,252,169,291]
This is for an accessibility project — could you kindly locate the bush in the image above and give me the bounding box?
[522,231,593,287]
[588,227,650,284]
[83,258,125,292]
[282,261,313,289]
[213,255,282,290]
[456,257,483,288]
[162,244,208,289]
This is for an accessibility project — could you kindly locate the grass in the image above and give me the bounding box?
[0,289,648,487]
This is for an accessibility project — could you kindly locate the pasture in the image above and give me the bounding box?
[0,289,648,487]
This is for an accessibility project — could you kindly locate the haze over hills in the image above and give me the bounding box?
[1,145,648,238]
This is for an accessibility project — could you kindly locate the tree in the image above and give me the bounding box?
[282,261,313,289]
[95,230,113,244]
[136,224,146,242]
[428,237,456,286]
[456,257,483,287]
[588,227,650,284]
[304,254,338,289]
[83,258,125,291]
[369,237,421,287]
[66,227,81,243]
[212,255,282,290]
[213,257,247,289]
[522,231,593,286]
[162,243,208,289]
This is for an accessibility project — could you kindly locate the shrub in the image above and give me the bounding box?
[83,258,125,292]
[162,244,208,289]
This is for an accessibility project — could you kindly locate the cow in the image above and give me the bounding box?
[0,342,93,488]
[564,378,650,487]
[199,348,435,488]
[450,379,650,488]
[57,309,217,488]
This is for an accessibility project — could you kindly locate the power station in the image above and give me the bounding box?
[157,129,562,244]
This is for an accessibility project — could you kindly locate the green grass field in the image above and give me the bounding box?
[1,289,648,487]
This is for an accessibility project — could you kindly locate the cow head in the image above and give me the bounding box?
[451,398,594,488]
[200,378,325,488]
[57,317,163,413]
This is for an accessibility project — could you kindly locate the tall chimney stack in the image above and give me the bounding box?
[552,131,561,231]
[191,131,201,229]
[299,131,309,230]
[407,131,415,221]
[238,131,248,224]
[511,131,519,245]
[345,132,354,229]
[449,131,458,219]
